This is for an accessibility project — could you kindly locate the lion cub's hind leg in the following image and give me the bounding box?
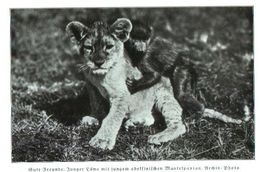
[81,116,99,126]
[124,110,154,131]
[148,89,186,145]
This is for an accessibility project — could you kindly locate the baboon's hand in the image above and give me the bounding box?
[126,77,138,94]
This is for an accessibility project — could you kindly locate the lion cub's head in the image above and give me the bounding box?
[66,18,132,75]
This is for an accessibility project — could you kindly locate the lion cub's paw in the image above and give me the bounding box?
[124,113,154,131]
[81,116,99,126]
[89,134,116,150]
[148,124,186,145]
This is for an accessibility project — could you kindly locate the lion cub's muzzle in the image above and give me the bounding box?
[90,59,109,75]
[93,59,105,68]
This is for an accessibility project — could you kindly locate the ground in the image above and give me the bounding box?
[11,8,254,162]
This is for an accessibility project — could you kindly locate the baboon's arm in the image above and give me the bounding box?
[126,71,161,94]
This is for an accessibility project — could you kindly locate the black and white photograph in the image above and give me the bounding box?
[10,7,254,163]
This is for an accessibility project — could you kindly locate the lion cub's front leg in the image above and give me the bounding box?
[89,96,128,150]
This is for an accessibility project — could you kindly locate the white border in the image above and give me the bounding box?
[1,0,258,172]
[7,0,254,8]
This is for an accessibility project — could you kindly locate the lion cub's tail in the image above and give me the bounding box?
[202,108,251,124]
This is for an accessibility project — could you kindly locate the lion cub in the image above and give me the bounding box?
[66,18,186,150]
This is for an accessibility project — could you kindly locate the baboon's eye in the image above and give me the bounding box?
[106,44,114,50]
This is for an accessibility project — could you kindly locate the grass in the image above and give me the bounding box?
[11,8,254,162]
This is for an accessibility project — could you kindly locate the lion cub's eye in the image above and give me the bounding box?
[106,44,114,50]
[83,45,94,53]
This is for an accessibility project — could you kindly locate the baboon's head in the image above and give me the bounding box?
[66,18,132,75]
[125,20,153,53]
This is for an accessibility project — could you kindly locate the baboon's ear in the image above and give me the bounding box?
[66,21,88,44]
[110,18,132,42]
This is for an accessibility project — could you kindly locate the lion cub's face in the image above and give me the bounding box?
[66,19,132,75]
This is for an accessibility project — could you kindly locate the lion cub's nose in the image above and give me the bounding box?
[94,60,105,67]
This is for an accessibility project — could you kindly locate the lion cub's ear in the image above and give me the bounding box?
[66,21,88,45]
[110,18,132,42]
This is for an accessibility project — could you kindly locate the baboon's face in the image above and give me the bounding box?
[126,22,153,53]
[66,19,132,75]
